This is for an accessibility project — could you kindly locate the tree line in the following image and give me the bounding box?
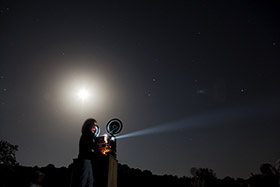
[1,139,279,187]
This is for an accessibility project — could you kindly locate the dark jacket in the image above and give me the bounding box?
[78,132,98,160]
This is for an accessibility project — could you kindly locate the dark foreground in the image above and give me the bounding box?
[0,163,278,187]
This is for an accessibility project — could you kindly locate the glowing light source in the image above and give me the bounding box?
[77,88,90,101]
[57,71,111,114]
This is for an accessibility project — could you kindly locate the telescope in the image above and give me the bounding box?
[95,118,123,158]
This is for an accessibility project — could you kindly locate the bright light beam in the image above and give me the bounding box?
[116,98,279,139]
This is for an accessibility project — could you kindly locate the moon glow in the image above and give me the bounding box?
[77,88,90,101]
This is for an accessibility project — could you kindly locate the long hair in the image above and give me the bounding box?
[81,118,97,134]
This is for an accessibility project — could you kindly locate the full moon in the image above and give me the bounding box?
[77,88,90,101]
[57,72,110,114]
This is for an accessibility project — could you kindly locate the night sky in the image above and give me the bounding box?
[1,0,280,179]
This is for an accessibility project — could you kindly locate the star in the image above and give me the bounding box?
[240,88,247,93]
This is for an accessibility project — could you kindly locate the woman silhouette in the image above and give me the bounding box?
[78,118,99,187]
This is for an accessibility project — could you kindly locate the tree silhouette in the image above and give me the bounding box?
[190,167,218,187]
[0,139,19,166]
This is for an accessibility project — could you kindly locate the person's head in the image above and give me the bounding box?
[82,118,98,135]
